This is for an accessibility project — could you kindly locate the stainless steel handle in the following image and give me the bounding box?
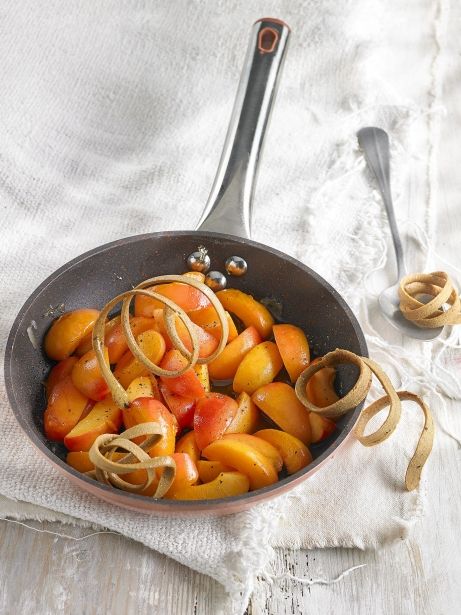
[196,18,290,238]
[357,127,406,279]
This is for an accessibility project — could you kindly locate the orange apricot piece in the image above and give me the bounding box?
[126,376,154,402]
[254,429,313,475]
[159,382,196,429]
[305,358,340,408]
[134,282,210,317]
[251,382,312,445]
[196,460,232,483]
[208,326,262,381]
[216,289,274,339]
[44,309,100,360]
[273,324,310,382]
[188,306,238,342]
[164,453,199,498]
[104,316,158,364]
[166,472,250,500]
[308,412,336,443]
[75,315,121,357]
[202,438,278,490]
[193,393,239,450]
[44,376,92,441]
[45,356,78,399]
[221,433,283,472]
[63,398,122,452]
[175,430,201,464]
[122,397,177,457]
[225,392,260,434]
[233,341,283,395]
[114,329,166,389]
[159,350,206,399]
[71,347,110,401]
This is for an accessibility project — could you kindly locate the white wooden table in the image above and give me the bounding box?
[1,3,461,614]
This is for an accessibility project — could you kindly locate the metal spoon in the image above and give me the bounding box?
[357,126,443,340]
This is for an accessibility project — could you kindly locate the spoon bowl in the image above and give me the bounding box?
[357,126,443,341]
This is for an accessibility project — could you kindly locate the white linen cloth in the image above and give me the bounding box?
[1,1,457,612]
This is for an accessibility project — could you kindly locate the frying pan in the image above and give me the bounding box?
[4,18,368,515]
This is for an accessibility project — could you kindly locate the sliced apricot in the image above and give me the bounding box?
[216,289,274,339]
[222,433,282,472]
[114,329,166,389]
[193,364,210,392]
[233,341,283,395]
[188,306,238,342]
[193,393,238,450]
[202,438,278,490]
[66,451,95,473]
[45,357,78,399]
[44,309,100,360]
[122,397,177,457]
[63,398,122,452]
[164,453,199,498]
[134,282,210,317]
[208,326,262,381]
[175,430,200,464]
[196,460,232,483]
[44,376,92,441]
[252,382,312,444]
[273,324,310,382]
[75,315,121,357]
[71,347,110,401]
[305,358,340,407]
[254,429,313,474]
[309,412,336,443]
[104,316,158,364]
[154,313,218,358]
[126,376,154,402]
[159,349,206,399]
[226,391,260,434]
[167,472,250,500]
[159,382,196,430]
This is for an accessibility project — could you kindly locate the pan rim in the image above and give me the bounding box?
[4,230,368,513]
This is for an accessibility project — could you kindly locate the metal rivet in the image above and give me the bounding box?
[204,271,227,291]
[186,246,211,273]
[225,255,248,276]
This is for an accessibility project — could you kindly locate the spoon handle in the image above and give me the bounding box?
[357,127,406,279]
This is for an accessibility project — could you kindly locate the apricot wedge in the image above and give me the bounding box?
[45,309,100,360]
[216,289,274,339]
[64,398,122,452]
[221,433,283,472]
[134,282,210,316]
[159,382,196,429]
[193,364,210,392]
[309,412,336,443]
[208,326,262,381]
[175,430,200,464]
[104,316,158,364]
[159,350,206,399]
[233,341,283,395]
[193,393,238,450]
[305,358,340,408]
[44,376,92,441]
[126,376,154,402]
[167,472,250,500]
[71,347,110,401]
[196,460,232,483]
[164,453,199,498]
[122,397,177,457]
[45,357,78,399]
[188,306,238,342]
[114,329,166,389]
[226,392,260,434]
[252,382,312,444]
[202,438,278,490]
[75,315,121,357]
[273,324,310,382]
[254,429,313,474]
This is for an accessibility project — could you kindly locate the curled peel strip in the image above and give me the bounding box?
[88,422,176,498]
[93,275,229,408]
[295,349,433,491]
[399,270,461,328]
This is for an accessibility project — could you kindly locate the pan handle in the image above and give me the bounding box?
[196,18,290,238]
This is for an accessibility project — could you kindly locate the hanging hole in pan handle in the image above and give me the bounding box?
[258,27,279,54]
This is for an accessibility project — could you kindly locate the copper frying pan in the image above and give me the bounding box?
[4,18,367,515]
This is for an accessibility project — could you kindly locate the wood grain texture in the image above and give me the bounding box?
[1,2,461,615]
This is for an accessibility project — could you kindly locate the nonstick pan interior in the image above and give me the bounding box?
[5,230,367,514]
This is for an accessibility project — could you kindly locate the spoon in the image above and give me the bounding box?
[357,126,443,340]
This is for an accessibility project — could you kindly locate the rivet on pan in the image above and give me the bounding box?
[225,256,247,276]
[186,246,211,273]
[205,271,227,291]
